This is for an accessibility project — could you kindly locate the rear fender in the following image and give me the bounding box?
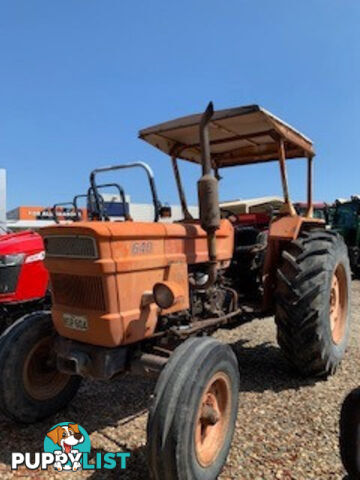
[262,215,325,310]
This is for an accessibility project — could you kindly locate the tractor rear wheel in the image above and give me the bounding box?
[340,387,360,479]
[275,229,351,377]
[147,336,239,480]
[0,311,81,423]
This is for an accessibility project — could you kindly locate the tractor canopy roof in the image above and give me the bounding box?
[139,105,315,168]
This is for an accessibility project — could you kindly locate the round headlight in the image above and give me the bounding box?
[153,281,184,310]
[153,282,175,309]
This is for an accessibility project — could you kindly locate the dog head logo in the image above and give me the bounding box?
[12,421,129,472]
[47,424,84,454]
[44,422,91,472]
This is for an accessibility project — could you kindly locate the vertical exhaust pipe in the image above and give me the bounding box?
[192,102,220,289]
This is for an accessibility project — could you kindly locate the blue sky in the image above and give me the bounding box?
[1,0,359,210]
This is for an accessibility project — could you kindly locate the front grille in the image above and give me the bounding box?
[0,266,21,294]
[44,236,98,259]
[51,274,106,311]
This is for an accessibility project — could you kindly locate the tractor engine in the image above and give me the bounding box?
[189,270,234,319]
[153,267,236,336]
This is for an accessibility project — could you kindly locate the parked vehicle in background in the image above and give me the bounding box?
[332,196,360,275]
[294,201,332,224]
[0,230,49,333]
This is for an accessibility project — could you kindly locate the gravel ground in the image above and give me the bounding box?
[1,282,359,479]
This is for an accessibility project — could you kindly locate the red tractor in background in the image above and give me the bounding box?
[0,229,49,332]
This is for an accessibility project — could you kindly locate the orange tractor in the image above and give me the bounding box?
[0,103,351,479]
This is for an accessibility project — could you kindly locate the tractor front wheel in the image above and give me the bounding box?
[275,229,351,377]
[147,336,239,480]
[0,311,81,423]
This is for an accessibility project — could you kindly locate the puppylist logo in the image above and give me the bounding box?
[11,422,130,472]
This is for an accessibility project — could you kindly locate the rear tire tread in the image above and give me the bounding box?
[275,229,351,377]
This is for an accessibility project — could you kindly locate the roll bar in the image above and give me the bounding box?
[52,201,80,224]
[73,194,88,213]
[89,162,161,222]
[86,182,131,221]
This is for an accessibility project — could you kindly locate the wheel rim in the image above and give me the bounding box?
[23,336,70,401]
[194,372,232,467]
[329,263,348,345]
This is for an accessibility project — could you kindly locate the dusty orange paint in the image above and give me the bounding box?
[268,215,324,240]
[41,220,234,347]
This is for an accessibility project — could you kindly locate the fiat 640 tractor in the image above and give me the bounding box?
[0,103,351,480]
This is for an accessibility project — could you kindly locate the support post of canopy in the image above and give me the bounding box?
[171,156,193,220]
[278,138,296,216]
[306,155,314,218]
